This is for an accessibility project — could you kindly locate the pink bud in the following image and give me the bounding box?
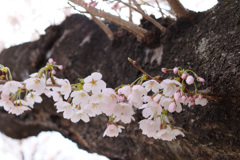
[118,96,125,102]
[193,95,197,99]
[188,97,193,102]
[197,77,205,82]
[168,102,176,113]
[58,65,63,70]
[181,95,187,103]
[161,68,167,73]
[191,102,195,106]
[51,70,56,75]
[186,75,194,85]
[199,94,203,99]
[181,73,187,79]
[173,67,178,74]
[48,58,54,64]
[91,2,98,7]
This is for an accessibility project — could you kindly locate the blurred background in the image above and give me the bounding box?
[0,0,217,159]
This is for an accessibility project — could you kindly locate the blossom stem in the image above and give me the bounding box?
[130,76,142,86]
[185,69,197,76]
[6,68,13,81]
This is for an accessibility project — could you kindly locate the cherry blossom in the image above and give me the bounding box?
[103,124,124,137]
[71,90,90,105]
[26,92,42,108]
[54,101,73,119]
[85,100,104,117]
[195,98,208,106]
[139,118,161,138]
[83,72,106,93]
[0,59,209,140]
[160,79,182,97]
[59,79,71,100]
[154,125,184,141]
[141,96,162,118]
[142,80,160,93]
[0,96,14,111]
[118,85,132,97]
[113,102,135,124]
[127,85,147,108]
[10,100,30,115]
[2,81,23,94]
[24,77,46,94]
[71,110,90,123]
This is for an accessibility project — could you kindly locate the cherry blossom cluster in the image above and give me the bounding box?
[0,59,208,141]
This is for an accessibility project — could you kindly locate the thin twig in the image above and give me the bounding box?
[68,2,114,40]
[128,57,162,83]
[69,0,148,39]
[119,0,166,32]
[154,0,165,17]
[129,0,133,22]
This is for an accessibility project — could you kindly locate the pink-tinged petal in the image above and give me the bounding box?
[83,83,92,92]
[91,72,102,80]
[81,113,90,122]
[168,102,176,113]
[173,129,185,137]
[195,98,208,106]
[176,102,182,113]
[84,76,92,83]
[97,80,106,89]
[71,114,81,123]
[34,96,43,103]
[142,108,152,118]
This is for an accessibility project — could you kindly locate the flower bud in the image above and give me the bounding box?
[173,67,178,74]
[58,65,63,70]
[199,94,203,99]
[48,58,54,64]
[181,73,187,79]
[197,77,205,82]
[186,75,194,85]
[191,102,195,106]
[181,95,187,103]
[188,97,193,102]
[161,68,167,73]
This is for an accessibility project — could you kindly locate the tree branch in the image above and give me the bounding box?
[166,0,189,18]
[91,15,114,41]
[69,0,148,39]
[68,2,114,40]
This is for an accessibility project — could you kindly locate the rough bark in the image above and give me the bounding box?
[0,0,239,159]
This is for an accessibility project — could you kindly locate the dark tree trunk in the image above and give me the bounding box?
[0,0,239,159]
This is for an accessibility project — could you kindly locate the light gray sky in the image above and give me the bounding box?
[0,0,217,51]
